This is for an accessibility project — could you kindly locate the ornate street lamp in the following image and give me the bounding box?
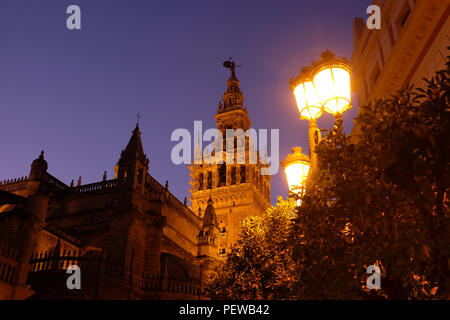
[289,50,352,171]
[281,147,310,205]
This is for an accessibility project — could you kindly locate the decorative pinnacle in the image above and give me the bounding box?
[320,50,336,60]
[313,50,350,68]
[136,112,141,125]
[292,146,303,154]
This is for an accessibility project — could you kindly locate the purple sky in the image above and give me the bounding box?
[0,0,372,204]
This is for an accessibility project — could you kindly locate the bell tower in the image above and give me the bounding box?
[189,60,271,256]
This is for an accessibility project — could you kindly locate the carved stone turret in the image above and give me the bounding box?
[196,197,219,283]
[197,196,219,257]
[29,151,47,181]
[26,151,49,196]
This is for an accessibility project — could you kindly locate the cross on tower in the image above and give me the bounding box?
[136,112,142,125]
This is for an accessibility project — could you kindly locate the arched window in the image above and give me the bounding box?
[137,168,143,185]
[231,167,236,185]
[207,172,212,189]
[240,165,246,183]
[218,164,226,187]
[198,173,204,190]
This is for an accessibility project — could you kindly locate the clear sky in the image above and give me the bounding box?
[0,0,372,204]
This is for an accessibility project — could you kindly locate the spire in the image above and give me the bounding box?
[220,59,244,112]
[194,129,202,164]
[52,238,61,257]
[120,123,147,163]
[116,123,149,186]
[215,59,251,133]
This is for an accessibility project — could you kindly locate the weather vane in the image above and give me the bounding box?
[223,57,241,76]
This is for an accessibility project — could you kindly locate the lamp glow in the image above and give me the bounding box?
[311,51,352,116]
[281,147,310,202]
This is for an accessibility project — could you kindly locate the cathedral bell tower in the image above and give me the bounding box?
[189,60,271,256]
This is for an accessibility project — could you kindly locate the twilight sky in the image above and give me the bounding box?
[0,0,372,204]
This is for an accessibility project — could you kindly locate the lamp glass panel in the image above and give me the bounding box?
[294,81,322,120]
[331,67,351,114]
[313,68,335,112]
[313,66,351,115]
[284,161,310,195]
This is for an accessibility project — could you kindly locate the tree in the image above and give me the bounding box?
[290,50,450,299]
[205,198,297,300]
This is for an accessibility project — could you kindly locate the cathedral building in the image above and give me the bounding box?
[189,63,271,255]
[0,124,219,300]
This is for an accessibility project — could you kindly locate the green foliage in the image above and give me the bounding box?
[291,50,450,299]
[204,198,297,300]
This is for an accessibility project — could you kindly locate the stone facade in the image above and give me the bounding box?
[351,0,449,108]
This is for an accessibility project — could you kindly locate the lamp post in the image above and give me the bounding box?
[286,50,352,199]
[281,147,310,205]
[290,50,352,169]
